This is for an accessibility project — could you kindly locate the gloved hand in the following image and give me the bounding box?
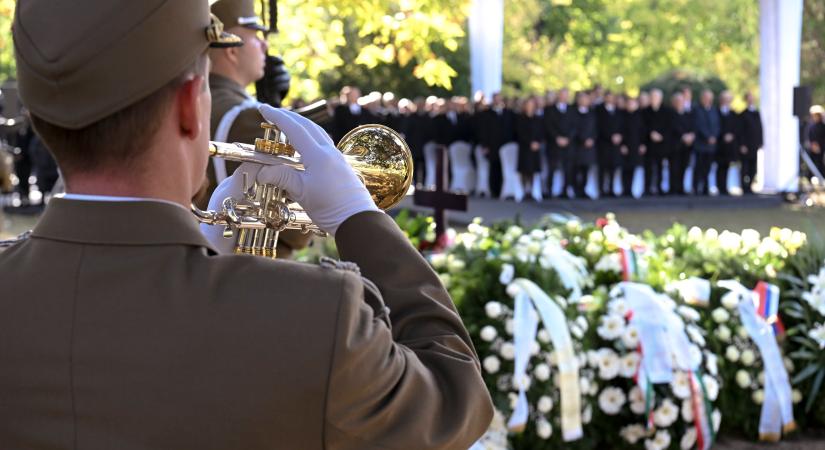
[256,105,379,235]
[200,162,262,254]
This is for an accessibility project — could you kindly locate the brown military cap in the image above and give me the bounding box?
[13,0,242,130]
[212,0,268,31]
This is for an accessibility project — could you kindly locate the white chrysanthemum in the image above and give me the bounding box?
[705,228,719,240]
[716,325,732,342]
[622,325,640,349]
[597,349,621,380]
[534,363,551,382]
[688,345,703,368]
[537,329,551,344]
[582,404,592,424]
[737,326,749,339]
[607,298,629,317]
[735,370,751,388]
[629,386,646,414]
[508,392,519,409]
[505,283,521,298]
[597,314,626,340]
[687,226,703,242]
[430,253,447,269]
[681,398,693,422]
[575,315,589,332]
[529,340,540,356]
[447,257,465,273]
[480,326,498,342]
[712,409,722,432]
[570,324,584,339]
[598,387,626,415]
[513,373,531,391]
[485,301,503,319]
[680,428,697,450]
[500,342,515,360]
[752,389,765,404]
[504,319,514,335]
[677,305,701,322]
[721,293,740,310]
[595,253,623,274]
[536,418,552,439]
[537,395,554,413]
[670,371,692,399]
[808,323,825,348]
[645,430,671,450]
[711,307,730,323]
[792,389,803,404]
[499,263,515,285]
[705,352,719,376]
[741,229,761,248]
[619,352,640,378]
[703,374,719,401]
[758,371,765,385]
[725,345,740,362]
[483,356,500,374]
[653,399,679,428]
[620,424,646,444]
[586,350,600,368]
[686,325,706,346]
[741,349,756,366]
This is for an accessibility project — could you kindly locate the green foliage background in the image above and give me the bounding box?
[0,0,823,104]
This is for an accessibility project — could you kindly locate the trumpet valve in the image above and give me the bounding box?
[255,122,296,157]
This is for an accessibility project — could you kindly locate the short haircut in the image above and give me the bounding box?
[31,53,209,177]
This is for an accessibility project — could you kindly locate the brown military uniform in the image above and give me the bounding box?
[0,199,493,449]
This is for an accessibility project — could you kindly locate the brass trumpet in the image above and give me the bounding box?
[192,123,414,258]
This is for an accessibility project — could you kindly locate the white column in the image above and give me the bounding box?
[469,0,504,101]
[759,0,803,193]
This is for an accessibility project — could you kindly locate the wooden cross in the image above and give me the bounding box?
[413,146,468,245]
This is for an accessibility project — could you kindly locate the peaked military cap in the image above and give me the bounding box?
[211,0,268,31]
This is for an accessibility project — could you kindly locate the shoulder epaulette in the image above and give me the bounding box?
[0,230,32,249]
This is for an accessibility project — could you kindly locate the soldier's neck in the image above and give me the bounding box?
[209,66,250,90]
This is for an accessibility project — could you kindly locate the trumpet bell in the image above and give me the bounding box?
[338,124,413,210]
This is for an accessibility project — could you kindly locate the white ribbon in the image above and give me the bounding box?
[718,280,796,441]
[506,278,583,441]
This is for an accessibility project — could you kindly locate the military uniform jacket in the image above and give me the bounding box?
[202,73,310,257]
[0,199,493,449]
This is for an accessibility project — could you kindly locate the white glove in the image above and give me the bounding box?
[255,105,379,235]
[200,162,261,254]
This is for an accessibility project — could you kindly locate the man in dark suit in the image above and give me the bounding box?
[621,95,647,197]
[642,89,669,195]
[544,88,577,197]
[716,91,739,195]
[669,92,695,195]
[332,86,366,143]
[693,89,721,195]
[597,92,623,196]
[2,2,493,448]
[739,92,763,194]
[476,93,514,195]
[406,97,436,188]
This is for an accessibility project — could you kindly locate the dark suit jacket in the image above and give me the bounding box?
[332,104,368,143]
[642,106,671,156]
[694,105,721,153]
[476,108,515,157]
[621,110,647,165]
[543,104,577,157]
[739,108,764,154]
[0,199,493,450]
[718,108,740,161]
[597,105,623,163]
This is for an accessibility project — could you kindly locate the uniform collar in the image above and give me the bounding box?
[209,73,253,101]
[32,197,217,253]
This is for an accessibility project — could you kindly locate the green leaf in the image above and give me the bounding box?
[806,367,825,413]
[792,363,823,385]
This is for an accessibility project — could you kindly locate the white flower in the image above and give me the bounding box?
[678,305,701,322]
[529,340,540,356]
[629,386,646,414]
[513,373,531,391]
[534,363,551,381]
[758,371,765,385]
[645,430,672,450]
[485,301,503,319]
[752,389,765,404]
[703,374,720,401]
[705,228,719,240]
[586,350,601,368]
[712,409,722,432]
[447,257,465,273]
[483,356,500,374]
[597,348,621,380]
[621,325,640,349]
[430,253,447,269]
[620,424,646,444]
[680,428,697,450]
[480,326,498,342]
[537,329,551,344]
[671,371,692,399]
[688,226,703,242]
[500,342,515,360]
[570,324,584,339]
[681,398,694,422]
[716,325,732,342]
[737,326,749,339]
[785,357,795,372]
[686,325,706,347]
[741,349,756,366]
[725,345,740,362]
[705,352,719,376]
[595,253,623,274]
[537,395,554,413]
[536,418,553,439]
[741,228,761,248]
[711,307,730,323]
[721,293,740,310]
[576,316,589,332]
[499,263,515,285]
[579,377,591,395]
[508,393,519,409]
[607,298,629,316]
[809,323,825,348]
[792,389,803,404]
[597,314,626,340]
[504,319,514,335]
[688,345,703,368]
[620,352,641,378]
[505,283,521,298]
[582,404,592,424]
[653,398,679,428]
[598,387,627,415]
[735,369,751,388]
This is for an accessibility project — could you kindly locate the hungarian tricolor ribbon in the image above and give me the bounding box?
[619,245,644,282]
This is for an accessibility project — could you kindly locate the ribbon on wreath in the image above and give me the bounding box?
[619,245,645,282]
[718,280,796,441]
[754,281,786,337]
[506,278,583,442]
[618,282,714,450]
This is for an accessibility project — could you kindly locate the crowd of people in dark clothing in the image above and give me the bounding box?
[324,85,768,200]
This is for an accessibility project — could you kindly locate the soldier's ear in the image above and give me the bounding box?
[177,75,207,140]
